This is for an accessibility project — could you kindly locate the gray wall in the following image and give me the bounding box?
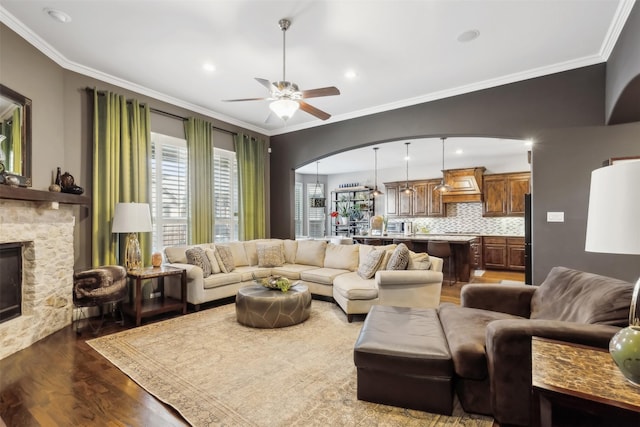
[606,3,640,124]
[271,64,640,284]
[1,23,269,270]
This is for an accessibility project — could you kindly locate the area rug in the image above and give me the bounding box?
[88,301,493,427]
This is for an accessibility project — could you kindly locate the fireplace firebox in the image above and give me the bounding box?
[0,242,23,324]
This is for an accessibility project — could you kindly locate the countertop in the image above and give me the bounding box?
[352,233,480,242]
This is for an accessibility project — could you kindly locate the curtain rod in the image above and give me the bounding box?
[85,87,237,136]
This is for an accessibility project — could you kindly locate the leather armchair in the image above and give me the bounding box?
[438,267,633,426]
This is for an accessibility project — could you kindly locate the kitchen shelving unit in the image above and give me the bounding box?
[330,187,374,237]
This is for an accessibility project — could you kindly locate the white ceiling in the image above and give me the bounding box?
[0,1,634,137]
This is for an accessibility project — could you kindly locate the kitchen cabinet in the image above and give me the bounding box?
[482,236,525,271]
[384,179,443,217]
[331,187,374,237]
[483,172,530,217]
[470,237,482,269]
[441,167,485,203]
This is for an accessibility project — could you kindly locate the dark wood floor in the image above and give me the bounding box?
[0,270,522,427]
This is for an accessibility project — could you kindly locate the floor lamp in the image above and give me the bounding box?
[112,202,153,271]
[585,160,640,386]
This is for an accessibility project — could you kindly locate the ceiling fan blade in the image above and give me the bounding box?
[299,101,331,120]
[222,97,269,102]
[255,77,277,92]
[300,86,340,99]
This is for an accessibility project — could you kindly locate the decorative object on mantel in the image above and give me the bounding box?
[585,160,640,386]
[112,202,153,271]
[0,160,31,187]
[59,171,84,195]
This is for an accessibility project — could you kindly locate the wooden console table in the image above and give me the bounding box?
[532,337,640,427]
[122,266,186,326]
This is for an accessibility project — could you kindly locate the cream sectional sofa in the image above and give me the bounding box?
[163,239,444,321]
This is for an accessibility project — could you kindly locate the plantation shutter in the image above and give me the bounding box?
[214,149,238,242]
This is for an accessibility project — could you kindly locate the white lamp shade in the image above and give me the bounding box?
[112,202,153,233]
[585,161,640,255]
[269,99,299,121]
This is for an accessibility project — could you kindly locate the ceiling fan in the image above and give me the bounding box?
[223,18,340,122]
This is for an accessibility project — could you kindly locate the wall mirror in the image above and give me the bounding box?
[0,84,32,186]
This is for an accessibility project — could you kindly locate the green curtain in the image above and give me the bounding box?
[92,90,151,266]
[184,117,214,244]
[234,133,267,240]
[10,108,21,173]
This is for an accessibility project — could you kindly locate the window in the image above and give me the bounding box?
[307,183,325,238]
[214,148,238,242]
[150,133,188,252]
[294,182,303,237]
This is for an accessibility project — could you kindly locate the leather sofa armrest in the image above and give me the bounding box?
[485,318,621,427]
[461,283,536,317]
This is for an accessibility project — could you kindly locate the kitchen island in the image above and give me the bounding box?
[353,233,479,282]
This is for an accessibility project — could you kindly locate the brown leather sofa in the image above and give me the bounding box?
[438,266,634,426]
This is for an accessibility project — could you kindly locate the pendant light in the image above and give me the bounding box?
[401,142,415,194]
[310,161,326,207]
[434,137,452,193]
[371,147,384,196]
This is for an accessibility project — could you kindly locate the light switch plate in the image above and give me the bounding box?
[547,212,565,222]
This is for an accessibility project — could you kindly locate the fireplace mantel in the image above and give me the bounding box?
[0,185,90,205]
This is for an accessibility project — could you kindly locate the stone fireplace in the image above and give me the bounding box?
[0,198,76,360]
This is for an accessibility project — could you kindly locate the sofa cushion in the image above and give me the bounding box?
[324,243,359,271]
[333,272,378,300]
[300,267,350,285]
[202,272,243,289]
[283,240,298,264]
[222,242,250,267]
[357,249,385,279]
[407,251,431,270]
[530,266,633,326]
[257,241,285,267]
[271,264,319,280]
[387,243,410,270]
[438,303,523,380]
[204,248,222,274]
[215,246,235,273]
[295,240,327,267]
[233,266,273,282]
[185,247,211,278]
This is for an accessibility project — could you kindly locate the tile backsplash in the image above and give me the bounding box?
[389,202,525,236]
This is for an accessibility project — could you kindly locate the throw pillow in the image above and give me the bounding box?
[185,247,212,278]
[357,249,385,279]
[386,243,411,270]
[407,251,431,270]
[257,242,285,267]
[204,248,222,274]
[324,243,359,271]
[214,245,235,273]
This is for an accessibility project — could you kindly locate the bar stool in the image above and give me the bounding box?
[392,239,414,251]
[427,241,455,286]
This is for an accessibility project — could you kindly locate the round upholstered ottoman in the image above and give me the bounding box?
[235,283,311,328]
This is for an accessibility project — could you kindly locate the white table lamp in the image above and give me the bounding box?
[585,160,640,385]
[112,202,153,271]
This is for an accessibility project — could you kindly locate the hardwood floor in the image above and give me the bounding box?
[0,270,523,427]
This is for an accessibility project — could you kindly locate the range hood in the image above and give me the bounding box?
[441,167,486,203]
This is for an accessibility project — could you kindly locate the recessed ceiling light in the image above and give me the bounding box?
[457,29,480,43]
[202,63,216,72]
[345,70,358,79]
[455,149,464,155]
[524,140,533,146]
[43,8,72,24]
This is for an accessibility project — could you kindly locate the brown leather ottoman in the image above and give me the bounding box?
[235,283,311,328]
[353,305,453,415]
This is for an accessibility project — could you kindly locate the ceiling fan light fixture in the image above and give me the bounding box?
[269,99,299,121]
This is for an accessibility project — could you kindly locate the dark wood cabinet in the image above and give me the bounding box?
[384,179,443,217]
[470,237,482,269]
[483,236,525,271]
[483,172,530,217]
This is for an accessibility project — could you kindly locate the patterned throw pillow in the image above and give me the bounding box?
[214,245,235,273]
[357,249,385,279]
[257,242,285,267]
[407,251,431,270]
[204,248,222,274]
[386,243,411,270]
[185,247,212,278]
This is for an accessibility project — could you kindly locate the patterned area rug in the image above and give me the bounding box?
[88,301,493,427]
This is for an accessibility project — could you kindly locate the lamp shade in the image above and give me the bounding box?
[585,161,640,255]
[269,99,299,121]
[112,202,153,233]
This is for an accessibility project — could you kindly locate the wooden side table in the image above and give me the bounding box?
[122,266,186,327]
[532,337,640,427]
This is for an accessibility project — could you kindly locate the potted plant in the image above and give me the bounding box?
[337,203,350,225]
